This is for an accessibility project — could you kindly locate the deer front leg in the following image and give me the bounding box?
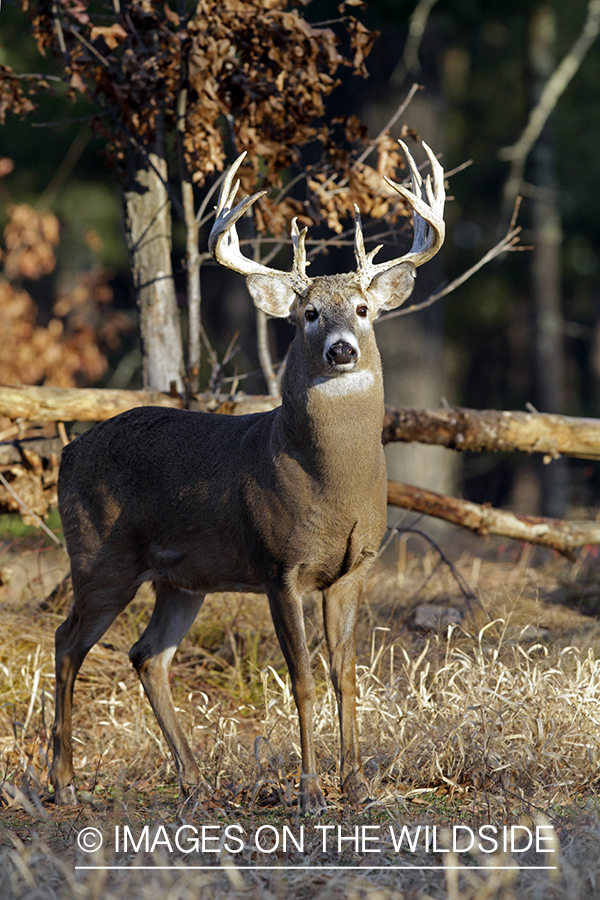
[267,584,327,813]
[322,567,371,805]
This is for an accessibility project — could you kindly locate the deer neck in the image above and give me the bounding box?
[276,335,385,484]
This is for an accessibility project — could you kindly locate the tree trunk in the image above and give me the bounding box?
[124,131,185,392]
[530,5,569,516]
[378,283,456,497]
[370,91,456,499]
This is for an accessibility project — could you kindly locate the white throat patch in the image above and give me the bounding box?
[312,370,375,396]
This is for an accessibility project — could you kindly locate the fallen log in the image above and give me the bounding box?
[387,480,600,555]
[382,406,600,459]
[0,385,279,422]
[0,436,63,466]
[2,386,600,460]
[0,439,59,521]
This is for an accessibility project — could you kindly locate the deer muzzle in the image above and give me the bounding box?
[325,339,359,367]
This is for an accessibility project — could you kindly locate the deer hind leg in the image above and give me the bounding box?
[322,566,371,805]
[50,567,139,804]
[267,583,326,813]
[129,581,205,796]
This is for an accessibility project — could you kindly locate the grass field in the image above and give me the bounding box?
[2,527,600,899]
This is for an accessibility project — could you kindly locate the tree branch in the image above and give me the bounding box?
[0,385,279,421]
[378,202,526,322]
[500,0,600,209]
[351,82,422,171]
[387,480,600,557]
[5,388,600,462]
[382,404,600,459]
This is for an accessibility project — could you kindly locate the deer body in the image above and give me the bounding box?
[50,147,445,811]
[58,321,387,598]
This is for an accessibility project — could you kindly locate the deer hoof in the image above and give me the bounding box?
[343,773,372,807]
[179,778,210,802]
[51,783,79,806]
[299,774,327,815]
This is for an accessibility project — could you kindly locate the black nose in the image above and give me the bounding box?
[326,340,357,366]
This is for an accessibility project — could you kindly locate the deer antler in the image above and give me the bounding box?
[354,140,446,291]
[210,145,444,296]
[208,152,311,293]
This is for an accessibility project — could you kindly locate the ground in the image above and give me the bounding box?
[2,523,600,899]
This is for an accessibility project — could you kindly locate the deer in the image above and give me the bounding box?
[49,141,445,812]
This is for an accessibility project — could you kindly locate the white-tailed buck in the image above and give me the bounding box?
[50,142,445,811]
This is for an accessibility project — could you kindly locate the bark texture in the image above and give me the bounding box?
[387,480,600,555]
[0,385,279,422]
[124,147,184,392]
[382,406,600,459]
[4,390,600,458]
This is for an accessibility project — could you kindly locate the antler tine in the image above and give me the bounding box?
[422,140,445,207]
[384,140,445,265]
[291,218,311,284]
[209,153,269,276]
[354,140,446,291]
[354,205,367,270]
[354,205,383,280]
[209,153,312,291]
[401,141,423,196]
[217,150,245,207]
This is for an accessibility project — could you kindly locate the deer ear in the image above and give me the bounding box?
[246,274,297,318]
[368,262,417,312]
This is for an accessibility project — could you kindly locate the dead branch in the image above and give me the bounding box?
[385,522,477,606]
[382,405,600,460]
[0,470,64,548]
[387,480,600,556]
[0,385,279,422]
[0,437,63,466]
[500,0,600,210]
[378,203,525,322]
[0,385,181,421]
[4,388,600,462]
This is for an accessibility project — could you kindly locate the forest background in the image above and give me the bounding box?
[1,0,600,526]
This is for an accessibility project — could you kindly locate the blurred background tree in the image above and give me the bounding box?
[1,0,600,518]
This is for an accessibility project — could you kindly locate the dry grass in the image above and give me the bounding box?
[2,532,600,898]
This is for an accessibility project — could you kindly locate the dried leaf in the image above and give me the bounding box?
[69,71,86,93]
[1,199,131,389]
[90,23,128,50]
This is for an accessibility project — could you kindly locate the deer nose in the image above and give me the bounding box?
[326,340,358,366]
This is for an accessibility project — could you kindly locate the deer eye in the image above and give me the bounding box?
[305,308,319,322]
[356,305,369,318]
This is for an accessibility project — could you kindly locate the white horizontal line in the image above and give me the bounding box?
[75,865,558,871]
